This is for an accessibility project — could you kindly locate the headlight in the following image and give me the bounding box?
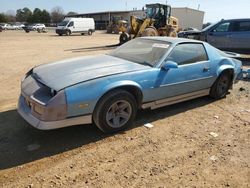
[31,90,67,121]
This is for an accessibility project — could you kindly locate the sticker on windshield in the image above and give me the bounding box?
[152,43,169,48]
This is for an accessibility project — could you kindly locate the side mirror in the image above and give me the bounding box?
[162,61,178,70]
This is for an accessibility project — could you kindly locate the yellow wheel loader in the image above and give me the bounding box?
[119,3,179,44]
[107,16,128,34]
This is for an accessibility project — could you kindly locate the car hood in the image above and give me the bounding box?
[179,30,202,35]
[32,55,149,91]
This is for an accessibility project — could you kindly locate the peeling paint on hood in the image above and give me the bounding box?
[33,55,149,91]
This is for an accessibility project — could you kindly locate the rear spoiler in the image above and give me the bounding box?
[222,51,242,58]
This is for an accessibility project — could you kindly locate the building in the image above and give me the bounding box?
[67,7,204,30]
[172,8,205,30]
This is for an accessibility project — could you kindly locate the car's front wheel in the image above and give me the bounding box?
[93,89,137,133]
[210,71,232,99]
[66,30,71,36]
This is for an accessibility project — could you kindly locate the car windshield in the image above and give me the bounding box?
[109,38,171,67]
[202,21,220,31]
[58,21,69,26]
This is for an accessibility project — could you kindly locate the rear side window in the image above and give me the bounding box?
[233,21,250,32]
[166,43,208,65]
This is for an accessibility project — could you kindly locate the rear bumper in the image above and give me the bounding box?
[18,95,92,130]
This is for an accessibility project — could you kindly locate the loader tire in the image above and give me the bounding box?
[119,32,130,44]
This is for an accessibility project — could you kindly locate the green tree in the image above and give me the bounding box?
[40,9,51,23]
[31,8,42,23]
[0,13,7,22]
[16,7,32,22]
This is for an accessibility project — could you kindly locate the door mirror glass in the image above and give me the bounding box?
[162,61,178,70]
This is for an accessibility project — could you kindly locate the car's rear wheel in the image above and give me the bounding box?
[210,71,232,99]
[88,30,92,35]
[93,89,137,133]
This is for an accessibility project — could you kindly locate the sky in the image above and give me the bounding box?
[0,0,249,23]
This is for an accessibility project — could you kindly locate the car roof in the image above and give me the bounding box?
[220,18,250,22]
[141,36,205,45]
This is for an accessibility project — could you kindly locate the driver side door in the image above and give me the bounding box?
[207,21,234,49]
[151,43,213,101]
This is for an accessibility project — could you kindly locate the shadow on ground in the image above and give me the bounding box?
[0,96,214,169]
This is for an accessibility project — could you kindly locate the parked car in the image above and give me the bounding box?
[178,18,250,53]
[56,17,95,36]
[0,23,13,30]
[18,37,242,133]
[27,23,46,31]
[13,23,25,30]
[183,27,200,32]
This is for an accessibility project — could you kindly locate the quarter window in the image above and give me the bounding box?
[166,43,208,65]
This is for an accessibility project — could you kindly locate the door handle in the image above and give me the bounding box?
[203,67,210,72]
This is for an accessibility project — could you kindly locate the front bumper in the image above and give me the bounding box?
[18,95,92,130]
[55,29,67,35]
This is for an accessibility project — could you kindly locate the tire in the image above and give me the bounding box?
[141,27,158,37]
[119,32,129,44]
[93,89,137,133]
[114,26,119,34]
[169,30,177,37]
[66,30,71,36]
[210,71,232,99]
[81,33,85,35]
[58,34,62,36]
[88,30,92,35]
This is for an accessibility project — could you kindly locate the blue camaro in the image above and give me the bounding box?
[18,37,242,133]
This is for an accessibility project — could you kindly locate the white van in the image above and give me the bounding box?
[56,18,95,36]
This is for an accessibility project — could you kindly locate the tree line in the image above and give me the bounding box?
[0,7,78,24]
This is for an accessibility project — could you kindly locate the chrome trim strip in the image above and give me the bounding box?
[159,76,214,87]
[178,60,210,67]
[142,89,210,110]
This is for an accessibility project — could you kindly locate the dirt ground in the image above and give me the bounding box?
[0,30,249,188]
